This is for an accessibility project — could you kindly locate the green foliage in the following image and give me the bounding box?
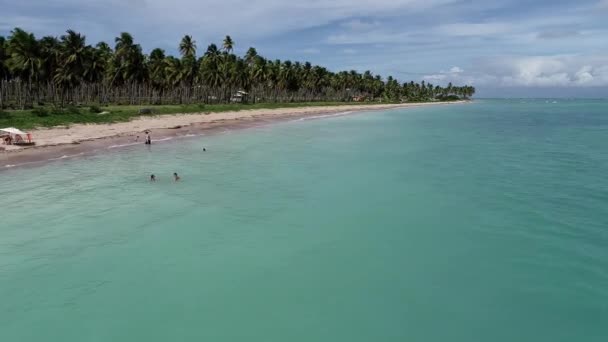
[436,94,461,101]
[31,107,50,117]
[1,102,383,129]
[0,26,475,118]
[89,105,102,113]
[64,105,81,114]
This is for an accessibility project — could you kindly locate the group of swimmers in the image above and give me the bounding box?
[144,130,209,182]
[150,173,180,182]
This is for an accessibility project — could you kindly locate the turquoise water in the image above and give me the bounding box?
[1,100,607,341]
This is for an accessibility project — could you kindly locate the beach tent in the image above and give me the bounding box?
[1,127,28,136]
[1,127,33,144]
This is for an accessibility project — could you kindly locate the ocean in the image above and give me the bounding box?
[1,99,607,341]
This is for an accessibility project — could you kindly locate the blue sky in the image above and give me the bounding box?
[1,0,608,97]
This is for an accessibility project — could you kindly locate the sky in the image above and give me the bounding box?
[1,0,608,97]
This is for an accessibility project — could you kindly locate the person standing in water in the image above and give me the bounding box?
[150,174,156,182]
[145,132,151,145]
[173,173,180,181]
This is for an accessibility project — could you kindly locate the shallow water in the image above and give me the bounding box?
[1,100,607,341]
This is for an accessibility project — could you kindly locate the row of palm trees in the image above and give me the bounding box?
[0,28,475,108]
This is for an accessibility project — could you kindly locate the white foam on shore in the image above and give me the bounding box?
[4,160,42,168]
[4,151,88,168]
[108,142,141,149]
[154,137,174,142]
[296,111,354,121]
[47,152,85,161]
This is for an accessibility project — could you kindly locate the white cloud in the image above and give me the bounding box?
[424,55,608,87]
[0,16,62,32]
[340,19,381,31]
[574,66,595,85]
[3,0,608,95]
[326,30,414,44]
[449,66,463,73]
[435,22,511,37]
[536,30,581,40]
[299,48,321,54]
[0,0,457,50]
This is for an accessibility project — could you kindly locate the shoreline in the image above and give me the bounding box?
[1,101,465,169]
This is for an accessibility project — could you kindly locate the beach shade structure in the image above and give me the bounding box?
[1,127,35,146]
[230,90,249,103]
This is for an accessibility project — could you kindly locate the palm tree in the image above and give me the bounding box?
[179,35,196,58]
[249,56,266,90]
[111,32,146,85]
[199,43,222,90]
[244,47,258,66]
[84,45,107,83]
[222,35,234,54]
[148,48,166,88]
[181,55,197,86]
[6,28,40,83]
[6,28,41,107]
[0,28,477,107]
[0,36,9,80]
[36,36,60,83]
[178,36,198,87]
[203,44,220,63]
[163,56,183,87]
[54,29,88,89]
[109,33,131,85]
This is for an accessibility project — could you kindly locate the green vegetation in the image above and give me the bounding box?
[0,27,474,127]
[0,102,396,129]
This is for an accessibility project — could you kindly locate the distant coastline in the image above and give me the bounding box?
[1,101,467,169]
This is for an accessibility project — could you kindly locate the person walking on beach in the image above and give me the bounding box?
[173,173,180,181]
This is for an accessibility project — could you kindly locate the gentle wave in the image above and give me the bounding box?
[296,111,354,121]
[154,137,174,142]
[3,152,86,168]
[108,142,141,149]
[4,160,43,168]
[47,153,85,161]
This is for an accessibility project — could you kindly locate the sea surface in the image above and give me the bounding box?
[1,99,607,341]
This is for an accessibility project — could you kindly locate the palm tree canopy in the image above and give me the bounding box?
[245,47,257,64]
[222,35,234,53]
[0,36,9,78]
[205,44,220,58]
[179,35,196,58]
[6,27,41,81]
[0,27,475,107]
[114,32,134,52]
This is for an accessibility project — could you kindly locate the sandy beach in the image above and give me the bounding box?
[1,101,464,168]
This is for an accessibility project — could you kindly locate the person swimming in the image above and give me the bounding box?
[150,174,156,182]
[203,148,206,151]
[173,172,180,181]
